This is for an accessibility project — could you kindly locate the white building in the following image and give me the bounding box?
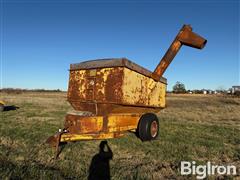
[232,86,240,94]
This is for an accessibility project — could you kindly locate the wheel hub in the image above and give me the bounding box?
[150,121,158,137]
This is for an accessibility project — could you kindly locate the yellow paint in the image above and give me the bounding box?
[62,113,141,142]
[68,67,166,108]
[96,68,115,101]
[60,132,124,142]
[78,116,103,133]
[147,77,166,107]
[122,68,166,107]
[89,69,97,76]
[68,68,115,101]
[0,101,5,105]
[107,113,141,132]
[68,70,86,99]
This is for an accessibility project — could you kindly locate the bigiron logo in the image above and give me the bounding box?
[181,161,238,179]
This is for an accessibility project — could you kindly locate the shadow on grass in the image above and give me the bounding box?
[88,140,113,180]
[3,105,19,111]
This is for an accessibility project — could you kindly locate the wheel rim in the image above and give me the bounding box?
[150,121,158,137]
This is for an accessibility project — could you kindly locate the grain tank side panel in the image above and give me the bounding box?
[95,67,118,102]
[101,67,124,103]
[121,68,148,105]
[67,70,86,102]
[147,78,166,108]
[122,68,166,108]
[67,67,124,112]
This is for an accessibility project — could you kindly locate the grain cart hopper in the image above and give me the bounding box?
[47,25,207,152]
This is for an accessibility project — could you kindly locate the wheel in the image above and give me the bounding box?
[0,104,4,112]
[137,113,159,141]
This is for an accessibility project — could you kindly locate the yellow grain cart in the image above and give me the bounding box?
[47,25,207,151]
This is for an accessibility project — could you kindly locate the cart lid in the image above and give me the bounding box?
[70,58,167,84]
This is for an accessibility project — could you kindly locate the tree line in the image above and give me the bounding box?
[0,88,63,94]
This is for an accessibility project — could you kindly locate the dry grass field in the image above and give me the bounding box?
[0,92,239,179]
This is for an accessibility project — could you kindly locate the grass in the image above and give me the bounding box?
[0,92,239,179]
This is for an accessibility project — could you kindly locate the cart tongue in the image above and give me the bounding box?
[46,134,59,147]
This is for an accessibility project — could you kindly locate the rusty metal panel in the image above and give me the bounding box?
[122,68,166,108]
[107,114,140,132]
[67,67,124,114]
[147,77,166,107]
[65,114,103,134]
[67,67,124,102]
[68,70,86,100]
[64,113,140,138]
[67,65,166,115]
[67,67,124,107]
[70,58,167,84]
[60,132,124,142]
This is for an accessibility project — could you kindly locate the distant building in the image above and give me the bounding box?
[232,86,240,94]
[202,89,213,94]
[190,89,215,94]
[214,91,218,94]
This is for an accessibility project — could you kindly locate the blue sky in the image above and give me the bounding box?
[1,0,239,91]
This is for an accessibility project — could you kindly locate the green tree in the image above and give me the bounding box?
[172,81,186,94]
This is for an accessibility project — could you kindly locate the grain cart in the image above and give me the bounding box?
[47,25,207,152]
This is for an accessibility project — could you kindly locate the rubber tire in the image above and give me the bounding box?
[0,105,4,112]
[137,113,159,141]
